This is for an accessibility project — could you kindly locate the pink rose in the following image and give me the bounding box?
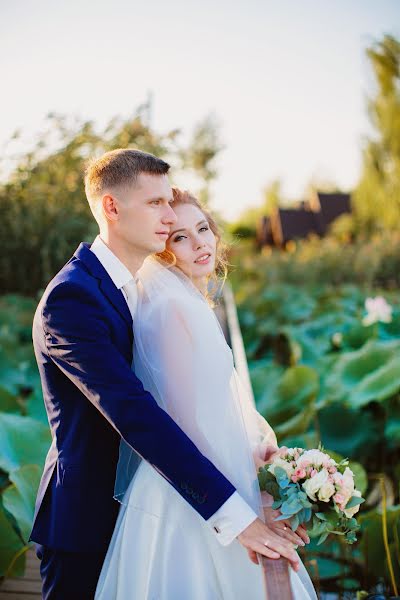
[310,469,318,477]
[294,468,306,479]
[333,493,345,509]
[333,472,343,485]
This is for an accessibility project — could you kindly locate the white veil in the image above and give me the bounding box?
[114,255,277,520]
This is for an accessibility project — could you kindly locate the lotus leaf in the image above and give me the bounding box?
[0,503,26,577]
[318,403,381,459]
[3,465,41,543]
[259,365,319,425]
[324,340,400,406]
[0,413,51,473]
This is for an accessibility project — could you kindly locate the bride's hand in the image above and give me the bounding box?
[237,518,300,571]
[253,442,282,470]
[261,492,310,548]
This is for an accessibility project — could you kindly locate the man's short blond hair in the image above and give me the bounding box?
[84,148,170,217]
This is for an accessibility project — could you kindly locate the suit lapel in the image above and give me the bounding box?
[73,243,133,328]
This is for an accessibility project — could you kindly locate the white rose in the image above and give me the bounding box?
[342,467,355,493]
[268,457,294,479]
[343,490,362,518]
[297,449,331,469]
[302,469,329,501]
[318,480,335,503]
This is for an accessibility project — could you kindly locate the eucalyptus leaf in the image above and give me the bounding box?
[291,514,300,531]
[316,512,328,520]
[345,496,365,510]
[317,531,329,545]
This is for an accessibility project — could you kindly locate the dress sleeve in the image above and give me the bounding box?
[134,297,216,458]
[133,293,269,515]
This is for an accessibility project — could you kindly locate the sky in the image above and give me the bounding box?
[1,0,399,220]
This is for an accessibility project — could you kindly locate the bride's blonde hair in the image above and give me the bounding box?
[156,187,229,301]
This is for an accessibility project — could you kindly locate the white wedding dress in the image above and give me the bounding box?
[95,257,317,600]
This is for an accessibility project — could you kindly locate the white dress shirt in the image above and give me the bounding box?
[90,236,138,314]
[90,235,257,545]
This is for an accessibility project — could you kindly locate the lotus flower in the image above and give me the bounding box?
[362,296,392,326]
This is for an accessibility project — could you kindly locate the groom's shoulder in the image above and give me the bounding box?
[38,248,97,309]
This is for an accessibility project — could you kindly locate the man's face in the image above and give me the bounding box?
[115,173,177,256]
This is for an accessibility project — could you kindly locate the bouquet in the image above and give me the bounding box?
[258,446,365,544]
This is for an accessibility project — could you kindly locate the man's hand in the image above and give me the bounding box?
[237,518,300,571]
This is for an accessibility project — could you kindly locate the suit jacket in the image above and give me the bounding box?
[30,242,235,552]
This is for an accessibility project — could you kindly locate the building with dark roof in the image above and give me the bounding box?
[258,191,351,248]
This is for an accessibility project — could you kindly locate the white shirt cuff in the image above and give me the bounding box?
[207,491,258,546]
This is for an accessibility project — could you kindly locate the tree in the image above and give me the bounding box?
[179,115,223,205]
[354,35,400,233]
[228,179,285,239]
[0,108,222,295]
[263,179,282,216]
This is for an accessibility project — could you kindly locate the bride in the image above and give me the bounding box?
[95,188,317,599]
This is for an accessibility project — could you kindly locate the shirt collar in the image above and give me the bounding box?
[90,235,135,290]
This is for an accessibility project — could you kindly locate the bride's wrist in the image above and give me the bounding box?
[260,491,274,508]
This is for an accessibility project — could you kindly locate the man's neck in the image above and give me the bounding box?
[98,233,148,278]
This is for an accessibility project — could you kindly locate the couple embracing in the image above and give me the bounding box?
[30,149,317,599]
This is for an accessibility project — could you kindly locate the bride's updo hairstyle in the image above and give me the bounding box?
[156,187,229,301]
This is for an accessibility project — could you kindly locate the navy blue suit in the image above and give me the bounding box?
[31,243,235,598]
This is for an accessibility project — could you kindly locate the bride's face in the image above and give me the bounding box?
[166,203,217,283]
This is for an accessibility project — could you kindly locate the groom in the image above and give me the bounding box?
[30,148,299,598]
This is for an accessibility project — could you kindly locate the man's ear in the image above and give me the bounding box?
[102,194,119,222]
